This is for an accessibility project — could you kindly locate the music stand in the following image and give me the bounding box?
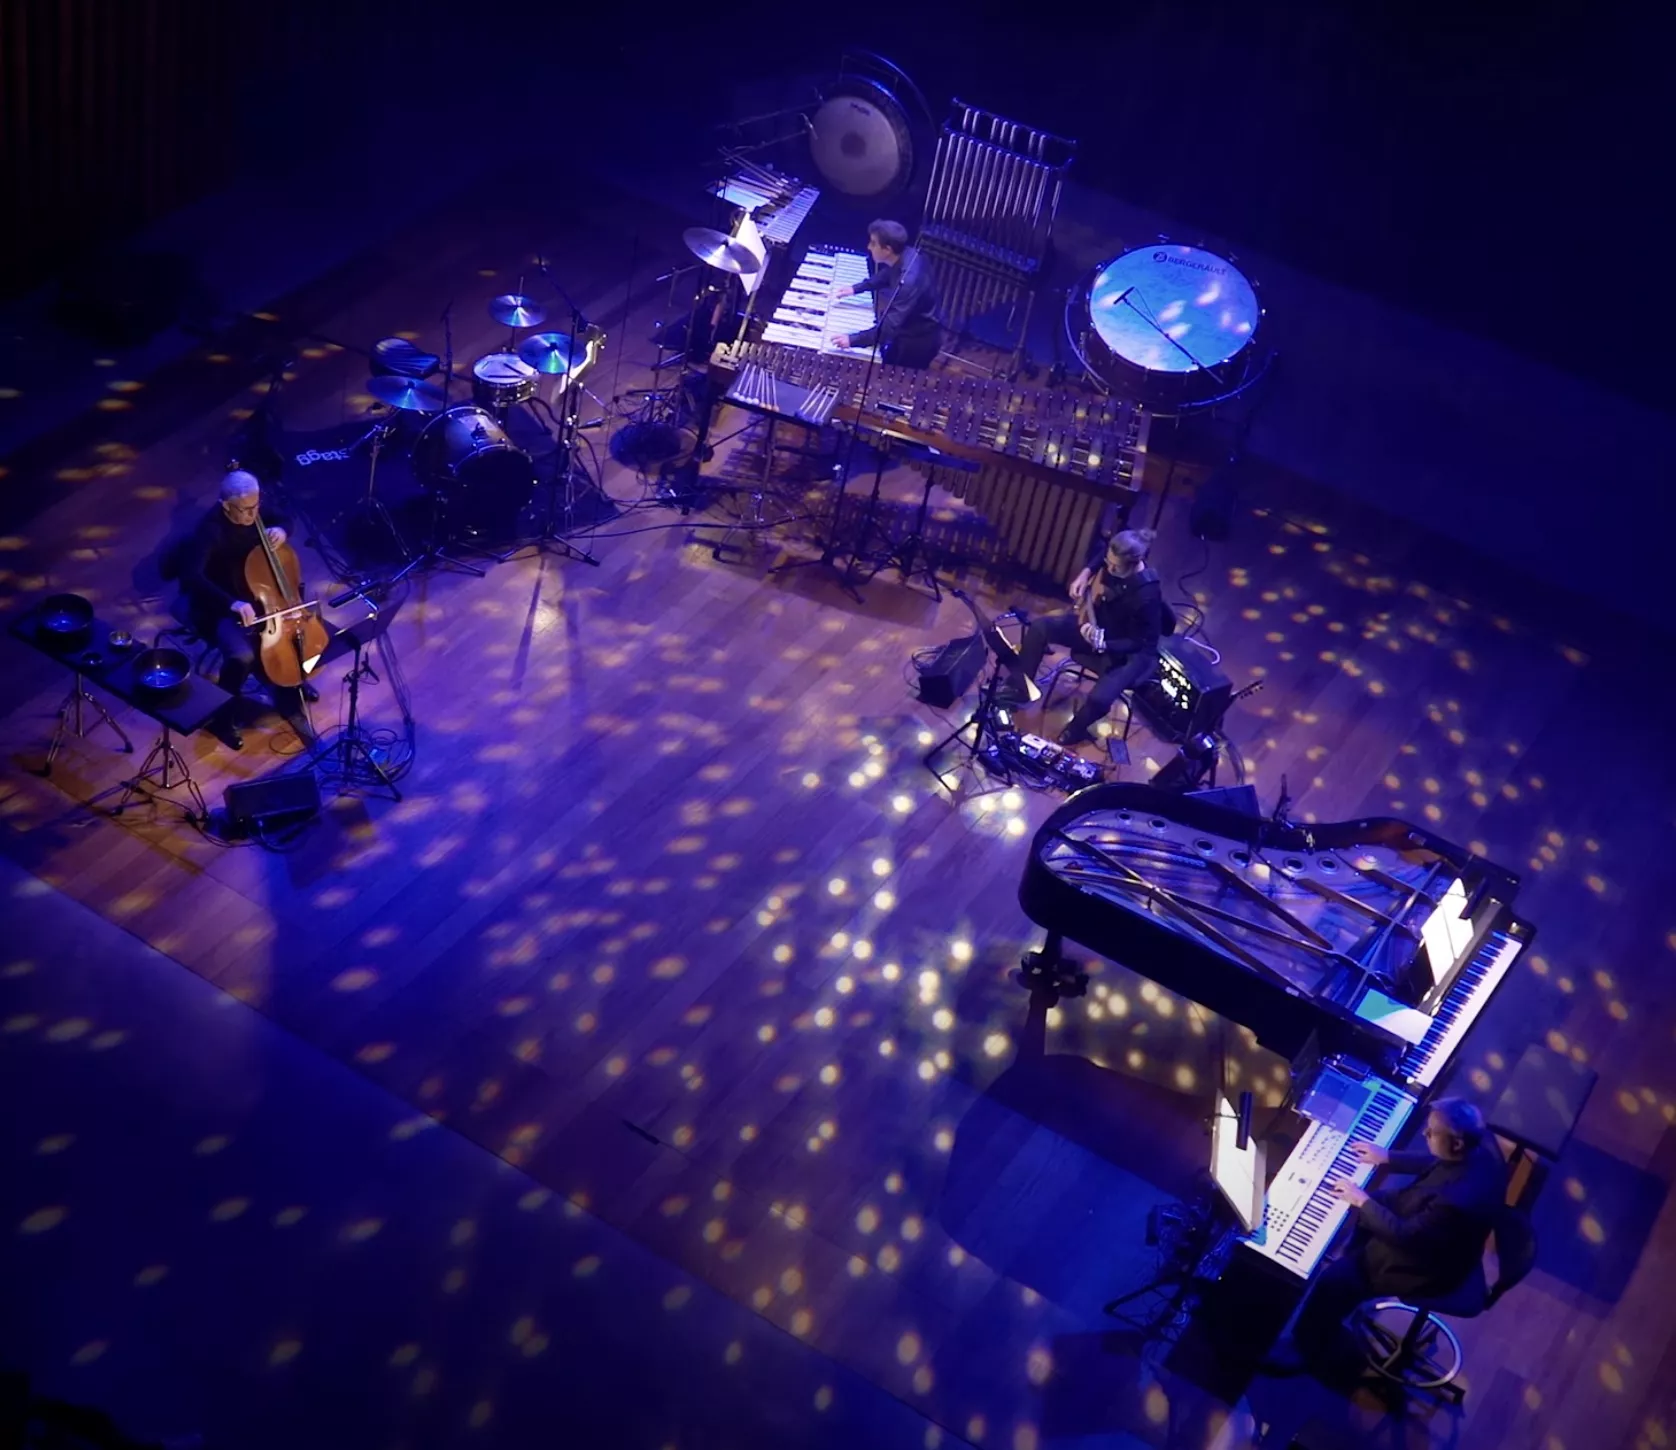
[306,608,402,800]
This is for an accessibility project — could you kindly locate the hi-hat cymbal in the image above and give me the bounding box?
[489,293,546,328]
[681,227,761,276]
[517,332,584,375]
[367,375,446,412]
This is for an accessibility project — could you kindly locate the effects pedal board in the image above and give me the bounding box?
[982,730,1105,792]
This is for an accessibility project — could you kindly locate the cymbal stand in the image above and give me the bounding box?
[518,259,604,566]
[383,475,488,583]
[310,613,401,800]
[37,671,133,776]
[336,416,410,562]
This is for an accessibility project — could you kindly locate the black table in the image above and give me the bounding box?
[9,599,232,821]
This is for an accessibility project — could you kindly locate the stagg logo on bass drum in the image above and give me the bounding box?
[1152,250,1228,276]
[295,448,354,466]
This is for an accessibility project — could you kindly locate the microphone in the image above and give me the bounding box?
[328,580,379,608]
[1105,285,1134,306]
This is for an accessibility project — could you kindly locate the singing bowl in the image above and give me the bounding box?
[38,592,94,643]
[133,646,191,694]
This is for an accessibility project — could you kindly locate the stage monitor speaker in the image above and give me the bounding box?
[915,633,985,709]
[223,771,321,835]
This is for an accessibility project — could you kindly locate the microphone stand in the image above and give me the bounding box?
[1112,286,1224,386]
[308,602,401,801]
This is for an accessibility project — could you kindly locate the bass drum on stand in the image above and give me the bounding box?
[1066,243,1268,414]
[412,405,536,544]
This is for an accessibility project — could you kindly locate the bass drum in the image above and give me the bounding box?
[1066,243,1268,414]
[412,405,535,543]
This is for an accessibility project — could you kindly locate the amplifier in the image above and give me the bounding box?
[1134,637,1233,743]
[915,633,987,709]
[224,770,321,834]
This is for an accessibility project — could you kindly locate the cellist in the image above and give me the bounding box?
[179,470,317,750]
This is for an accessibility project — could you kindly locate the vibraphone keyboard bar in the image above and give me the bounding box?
[762,247,876,356]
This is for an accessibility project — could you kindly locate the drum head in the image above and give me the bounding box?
[473,352,536,385]
[809,78,914,198]
[1087,245,1260,374]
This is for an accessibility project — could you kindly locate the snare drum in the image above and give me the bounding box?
[1067,243,1266,413]
[471,352,538,411]
[412,405,536,542]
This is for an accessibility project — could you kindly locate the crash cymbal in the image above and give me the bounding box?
[516,332,585,375]
[367,375,446,412]
[681,227,761,277]
[489,293,546,328]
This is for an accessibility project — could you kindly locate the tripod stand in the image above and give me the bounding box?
[850,438,964,599]
[37,672,132,776]
[309,619,401,800]
[924,657,1016,791]
[335,417,411,564]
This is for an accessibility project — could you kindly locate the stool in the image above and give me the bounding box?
[1354,1202,1537,1400]
[1485,1043,1598,1205]
[371,337,440,379]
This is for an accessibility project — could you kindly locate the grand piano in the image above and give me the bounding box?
[1018,782,1531,1315]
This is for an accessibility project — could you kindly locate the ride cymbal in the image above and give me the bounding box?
[517,332,585,375]
[367,375,446,412]
[681,227,761,276]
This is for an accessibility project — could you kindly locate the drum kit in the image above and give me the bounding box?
[358,287,600,564]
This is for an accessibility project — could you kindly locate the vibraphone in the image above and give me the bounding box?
[712,340,1149,582]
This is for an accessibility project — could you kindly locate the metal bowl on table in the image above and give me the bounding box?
[133,646,191,697]
[37,593,94,649]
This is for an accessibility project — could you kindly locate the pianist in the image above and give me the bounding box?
[1275,1097,1507,1377]
[831,219,944,369]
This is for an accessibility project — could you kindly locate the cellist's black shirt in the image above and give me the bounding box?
[180,502,292,615]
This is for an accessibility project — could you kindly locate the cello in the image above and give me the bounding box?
[244,512,330,688]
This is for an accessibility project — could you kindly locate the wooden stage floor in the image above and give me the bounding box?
[1,167,1673,1450]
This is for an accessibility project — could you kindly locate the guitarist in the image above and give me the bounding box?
[998,528,1164,746]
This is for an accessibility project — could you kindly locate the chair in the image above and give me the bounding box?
[1038,651,1155,759]
[1354,1203,1538,1399]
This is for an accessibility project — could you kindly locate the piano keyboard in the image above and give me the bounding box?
[1242,1076,1417,1278]
[762,247,878,357]
[1394,927,1525,1090]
